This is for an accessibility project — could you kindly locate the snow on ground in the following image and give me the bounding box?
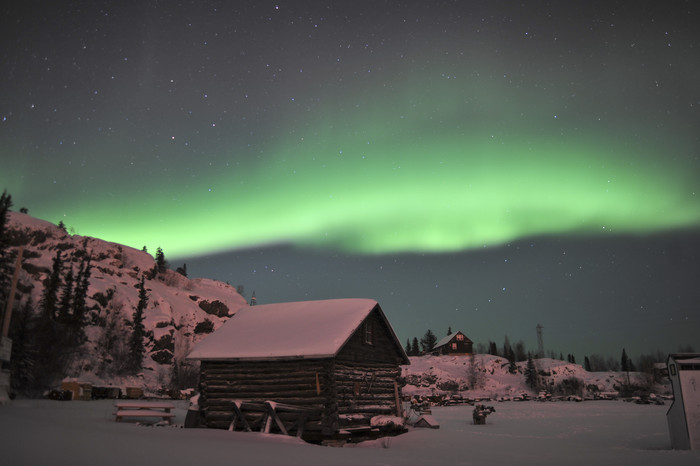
[2,399,699,465]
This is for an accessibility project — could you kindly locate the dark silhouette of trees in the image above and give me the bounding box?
[127,276,149,374]
[525,352,538,389]
[40,250,63,320]
[411,337,419,356]
[155,247,167,274]
[420,329,437,353]
[0,190,14,310]
[488,341,499,356]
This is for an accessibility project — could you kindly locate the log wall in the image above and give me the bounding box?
[199,359,334,433]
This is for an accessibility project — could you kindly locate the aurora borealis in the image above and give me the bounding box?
[2,1,699,358]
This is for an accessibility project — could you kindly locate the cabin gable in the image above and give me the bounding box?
[336,306,408,365]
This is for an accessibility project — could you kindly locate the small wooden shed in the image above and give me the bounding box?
[187,298,409,441]
[433,331,473,355]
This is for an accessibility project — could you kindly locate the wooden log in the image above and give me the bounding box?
[203,396,327,408]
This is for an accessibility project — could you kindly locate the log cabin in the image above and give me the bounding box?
[432,331,473,355]
[187,298,409,441]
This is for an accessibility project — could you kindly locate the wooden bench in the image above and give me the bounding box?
[114,401,176,425]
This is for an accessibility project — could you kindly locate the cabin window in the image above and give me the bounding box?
[451,343,457,350]
[456,334,464,341]
[363,321,373,345]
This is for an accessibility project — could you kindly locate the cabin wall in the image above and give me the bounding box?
[333,361,402,428]
[334,309,405,428]
[198,359,336,433]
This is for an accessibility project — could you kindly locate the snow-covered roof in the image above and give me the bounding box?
[434,331,472,349]
[187,298,406,361]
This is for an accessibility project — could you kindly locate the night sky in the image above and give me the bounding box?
[2,1,699,361]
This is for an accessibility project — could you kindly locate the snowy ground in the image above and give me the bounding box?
[2,399,699,465]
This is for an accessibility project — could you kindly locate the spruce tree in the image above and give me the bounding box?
[0,190,14,310]
[155,247,167,274]
[584,356,592,372]
[71,256,91,340]
[420,329,437,353]
[57,265,74,323]
[525,353,538,389]
[411,337,419,356]
[621,348,629,372]
[405,339,411,355]
[128,276,148,374]
[9,297,36,392]
[40,250,63,320]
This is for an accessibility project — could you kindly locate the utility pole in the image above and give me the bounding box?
[536,323,544,358]
[1,245,24,403]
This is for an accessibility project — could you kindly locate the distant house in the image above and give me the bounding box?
[187,298,409,441]
[432,331,473,355]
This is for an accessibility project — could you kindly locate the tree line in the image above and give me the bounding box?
[403,322,692,378]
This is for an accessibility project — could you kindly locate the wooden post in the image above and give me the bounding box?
[394,380,403,417]
[2,245,23,338]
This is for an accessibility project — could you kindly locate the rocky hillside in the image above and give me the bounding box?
[4,212,248,396]
[402,354,671,401]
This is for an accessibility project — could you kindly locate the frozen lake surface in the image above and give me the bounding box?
[2,399,699,465]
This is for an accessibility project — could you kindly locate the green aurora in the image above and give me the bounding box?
[5,45,699,258]
[31,126,699,258]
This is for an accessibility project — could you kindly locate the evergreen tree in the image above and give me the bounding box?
[127,276,148,374]
[447,326,452,335]
[420,329,437,353]
[508,358,517,374]
[155,247,167,274]
[525,352,538,389]
[584,356,592,372]
[621,348,629,373]
[175,263,187,277]
[9,297,36,392]
[0,190,12,241]
[411,337,419,356]
[39,250,63,320]
[514,340,527,362]
[405,339,411,355]
[488,341,498,356]
[71,256,91,338]
[57,265,74,323]
[0,190,14,309]
[503,336,514,362]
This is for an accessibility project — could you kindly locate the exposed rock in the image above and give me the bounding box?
[198,299,230,317]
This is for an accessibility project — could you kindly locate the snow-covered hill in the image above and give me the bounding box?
[5,212,249,395]
[402,354,670,401]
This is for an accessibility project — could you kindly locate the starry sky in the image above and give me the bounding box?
[2,1,699,361]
